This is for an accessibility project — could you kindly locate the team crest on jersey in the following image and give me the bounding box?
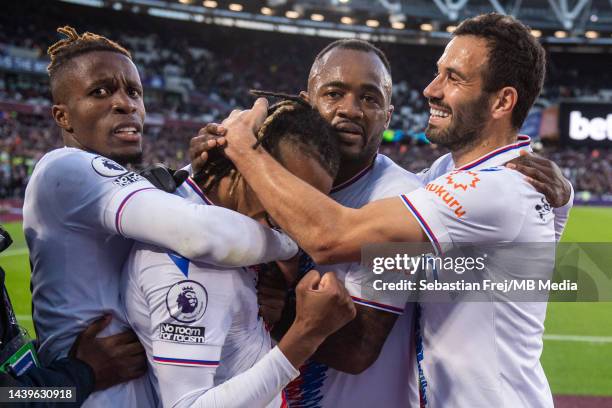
[534,197,552,221]
[166,280,208,323]
[445,170,481,191]
[91,156,128,177]
[425,182,467,218]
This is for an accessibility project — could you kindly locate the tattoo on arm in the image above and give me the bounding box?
[311,305,399,375]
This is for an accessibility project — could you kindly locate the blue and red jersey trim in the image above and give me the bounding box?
[185,177,213,205]
[351,296,404,315]
[284,359,327,408]
[458,135,530,171]
[415,304,428,407]
[330,160,375,194]
[400,195,442,255]
[153,356,219,367]
[115,187,157,235]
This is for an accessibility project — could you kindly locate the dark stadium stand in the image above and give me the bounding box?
[0,0,610,204]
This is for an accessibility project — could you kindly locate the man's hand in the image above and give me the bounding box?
[278,270,356,368]
[294,270,356,340]
[507,151,572,208]
[69,315,147,391]
[189,123,227,176]
[220,98,269,161]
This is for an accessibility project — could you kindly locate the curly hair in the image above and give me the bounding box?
[47,26,131,102]
[197,90,340,195]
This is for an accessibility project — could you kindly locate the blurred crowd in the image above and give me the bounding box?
[0,0,610,202]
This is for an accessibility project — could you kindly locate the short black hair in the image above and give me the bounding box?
[314,39,391,76]
[198,94,340,194]
[454,13,546,129]
[47,26,132,102]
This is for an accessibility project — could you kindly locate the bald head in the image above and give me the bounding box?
[303,45,394,165]
[308,48,392,104]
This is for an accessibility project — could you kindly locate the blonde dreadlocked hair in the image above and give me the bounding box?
[196,90,340,195]
[47,26,131,101]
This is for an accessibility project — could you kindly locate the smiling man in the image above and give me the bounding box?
[207,14,567,407]
[23,27,299,407]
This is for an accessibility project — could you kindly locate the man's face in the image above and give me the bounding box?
[423,35,493,151]
[53,51,145,165]
[305,48,393,164]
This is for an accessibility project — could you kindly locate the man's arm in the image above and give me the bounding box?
[311,305,397,374]
[215,99,426,265]
[112,189,298,266]
[260,264,399,374]
[40,152,297,267]
[152,269,355,408]
[1,316,147,407]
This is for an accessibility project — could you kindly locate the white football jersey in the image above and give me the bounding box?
[122,239,281,407]
[419,135,573,242]
[23,148,157,407]
[401,138,557,407]
[24,148,296,407]
[285,154,422,408]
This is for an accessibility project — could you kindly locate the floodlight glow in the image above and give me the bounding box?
[311,13,324,21]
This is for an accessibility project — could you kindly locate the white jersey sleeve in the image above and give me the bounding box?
[40,149,297,266]
[400,168,528,251]
[146,263,298,408]
[145,260,233,407]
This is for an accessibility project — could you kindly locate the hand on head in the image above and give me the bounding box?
[189,123,227,175]
[189,98,269,174]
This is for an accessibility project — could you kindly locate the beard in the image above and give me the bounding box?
[425,92,491,152]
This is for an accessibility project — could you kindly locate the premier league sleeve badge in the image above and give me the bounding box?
[165,280,208,323]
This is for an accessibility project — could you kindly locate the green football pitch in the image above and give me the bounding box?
[1,206,611,396]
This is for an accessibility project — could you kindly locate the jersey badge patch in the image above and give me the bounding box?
[113,172,144,187]
[445,170,481,191]
[91,156,128,177]
[535,197,552,221]
[159,323,205,344]
[425,182,467,218]
[166,280,208,323]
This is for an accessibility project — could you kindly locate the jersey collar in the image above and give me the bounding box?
[456,135,532,171]
[330,156,377,194]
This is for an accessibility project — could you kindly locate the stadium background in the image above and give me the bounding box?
[0,0,610,406]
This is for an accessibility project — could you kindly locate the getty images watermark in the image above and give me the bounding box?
[356,243,612,302]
